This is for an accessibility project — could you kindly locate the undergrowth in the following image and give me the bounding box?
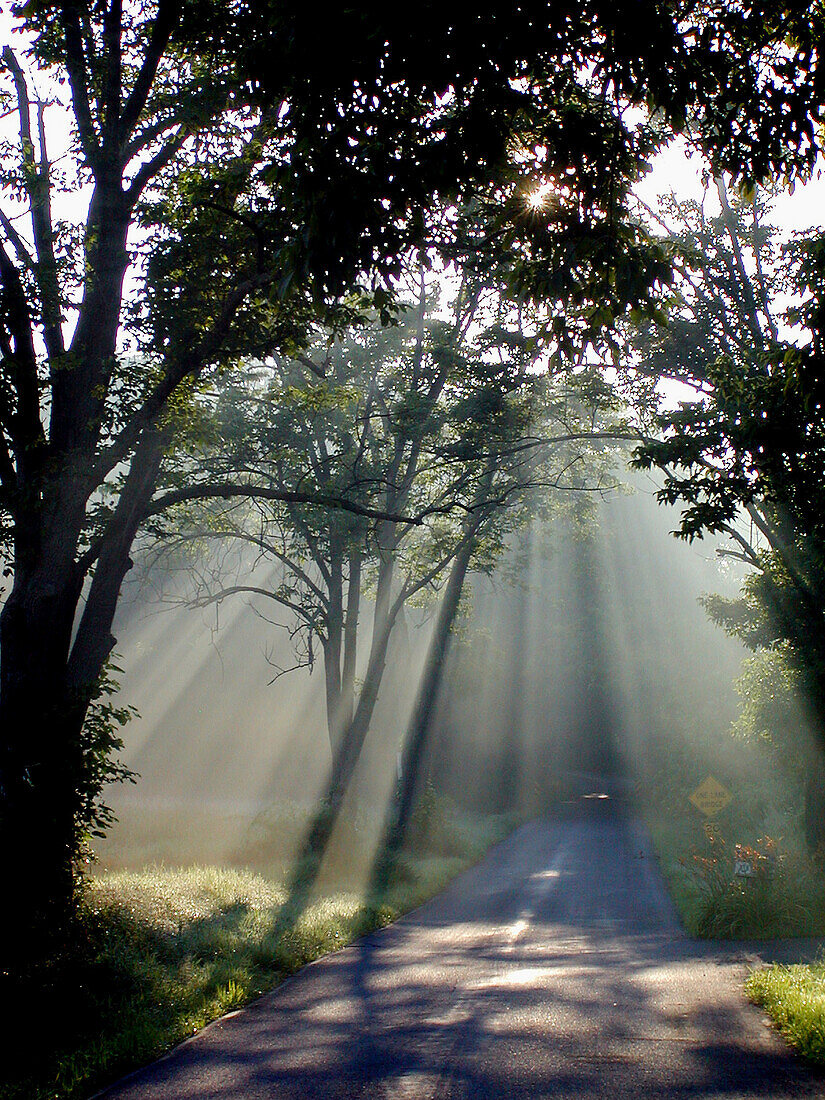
[642,774,825,940]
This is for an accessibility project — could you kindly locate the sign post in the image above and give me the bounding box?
[689,775,732,819]
[690,776,732,845]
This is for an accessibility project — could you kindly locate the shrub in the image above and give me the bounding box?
[682,827,815,938]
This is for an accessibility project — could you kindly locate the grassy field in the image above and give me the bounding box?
[3,797,515,1100]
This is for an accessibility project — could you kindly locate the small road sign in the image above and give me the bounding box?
[689,776,732,817]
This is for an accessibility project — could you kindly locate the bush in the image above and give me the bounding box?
[680,826,820,938]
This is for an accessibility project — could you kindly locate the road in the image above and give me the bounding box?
[97,789,823,1099]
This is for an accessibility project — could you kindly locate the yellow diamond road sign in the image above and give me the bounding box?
[690,776,732,817]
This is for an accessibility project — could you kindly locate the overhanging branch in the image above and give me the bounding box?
[142,482,423,526]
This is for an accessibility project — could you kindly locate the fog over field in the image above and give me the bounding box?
[95,470,749,870]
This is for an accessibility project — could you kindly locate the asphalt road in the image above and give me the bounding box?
[97,788,824,1099]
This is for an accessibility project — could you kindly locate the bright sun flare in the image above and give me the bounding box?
[526,181,554,210]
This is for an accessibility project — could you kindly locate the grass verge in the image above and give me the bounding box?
[644,800,825,1066]
[3,802,515,1100]
[746,961,825,1064]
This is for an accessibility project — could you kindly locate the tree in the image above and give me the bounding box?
[0,0,821,967]
[155,275,501,759]
[630,182,825,843]
[158,263,623,855]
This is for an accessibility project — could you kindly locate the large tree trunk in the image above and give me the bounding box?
[0,429,165,971]
[0,569,87,967]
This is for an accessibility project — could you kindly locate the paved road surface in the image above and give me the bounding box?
[98,790,824,1099]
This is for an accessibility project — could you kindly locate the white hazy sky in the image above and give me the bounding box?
[635,136,824,232]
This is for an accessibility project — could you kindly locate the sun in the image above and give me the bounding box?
[526,180,555,211]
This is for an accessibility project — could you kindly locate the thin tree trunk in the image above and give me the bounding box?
[340,548,361,731]
[301,551,398,861]
[376,509,487,883]
[322,539,344,753]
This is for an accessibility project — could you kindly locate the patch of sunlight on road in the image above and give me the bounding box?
[506,863,563,949]
[386,1072,442,1098]
[476,966,551,988]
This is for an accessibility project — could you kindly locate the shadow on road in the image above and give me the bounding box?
[97,794,825,1100]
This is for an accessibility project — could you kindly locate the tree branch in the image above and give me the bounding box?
[142,482,423,526]
[102,0,123,141]
[0,209,36,273]
[1,48,65,360]
[125,124,189,202]
[715,176,763,348]
[119,0,181,140]
[58,4,100,165]
[0,238,45,476]
[185,582,319,629]
[169,526,329,606]
[90,270,275,483]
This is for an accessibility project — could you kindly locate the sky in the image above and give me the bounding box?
[635,136,824,232]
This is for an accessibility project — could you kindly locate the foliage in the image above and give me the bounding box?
[255,0,823,297]
[75,661,137,844]
[1,803,513,1100]
[630,188,825,799]
[728,646,818,786]
[632,192,825,544]
[678,827,810,939]
[648,802,825,940]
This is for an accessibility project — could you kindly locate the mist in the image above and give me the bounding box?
[93,463,777,879]
[424,478,748,810]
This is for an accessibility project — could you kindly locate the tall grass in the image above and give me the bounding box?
[747,961,825,1064]
[3,799,515,1100]
[642,785,825,940]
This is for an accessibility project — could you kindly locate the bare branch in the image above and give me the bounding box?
[714,176,763,348]
[167,526,329,607]
[143,482,423,526]
[718,520,761,567]
[750,193,779,343]
[186,582,317,626]
[57,5,100,164]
